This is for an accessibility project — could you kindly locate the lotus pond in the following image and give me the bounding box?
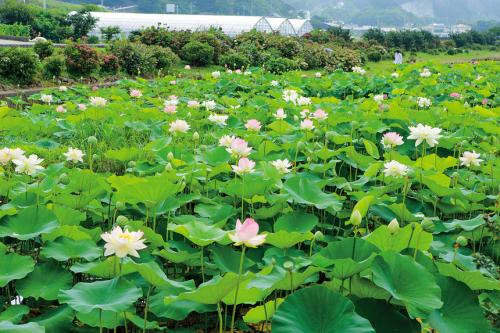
[0,62,499,333]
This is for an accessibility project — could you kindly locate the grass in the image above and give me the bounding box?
[366,49,500,75]
[24,0,82,11]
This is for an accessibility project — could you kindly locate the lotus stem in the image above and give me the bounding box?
[230,245,246,333]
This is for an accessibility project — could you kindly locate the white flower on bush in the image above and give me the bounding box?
[169,119,190,134]
[420,68,432,77]
[64,147,85,163]
[352,66,366,74]
[13,154,44,176]
[407,124,442,147]
[283,89,299,104]
[40,94,53,104]
[297,96,311,106]
[202,100,217,111]
[212,71,221,78]
[417,97,432,108]
[460,151,483,167]
[208,113,228,126]
[271,159,292,174]
[101,226,147,258]
[383,160,409,178]
[89,96,107,107]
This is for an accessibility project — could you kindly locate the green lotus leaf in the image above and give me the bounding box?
[355,298,420,333]
[0,306,29,324]
[40,237,102,261]
[266,230,313,248]
[275,211,318,232]
[59,277,142,313]
[366,223,432,252]
[168,221,229,247]
[272,286,375,333]
[428,277,490,333]
[0,252,35,287]
[32,305,74,333]
[0,206,59,240]
[0,321,44,333]
[243,298,284,324]
[76,309,124,329]
[283,175,342,211]
[371,251,443,318]
[436,262,499,291]
[17,262,72,300]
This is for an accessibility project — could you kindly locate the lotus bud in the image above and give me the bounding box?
[193,132,200,142]
[313,129,322,137]
[456,235,468,247]
[92,154,99,161]
[293,115,299,121]
[165,162,173,171]
[326,131,336,141]
[59,173,69,185]
[296,141,305,151]
[350,210,362,226]
[127,161,136,168]
[116,215,128,224]
[314,230,323,241]
[421,218,435,232]
[388,218,400,234]
[167,152,174,160]
[307,156,312,162]
[351,121,359,129]
[87,136,97,145]
[115,201,125,210]
[283,261,294,271]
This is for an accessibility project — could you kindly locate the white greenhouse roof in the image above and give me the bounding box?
[90,12,274,37]
[289,19,314,36]
[266,17,296,36]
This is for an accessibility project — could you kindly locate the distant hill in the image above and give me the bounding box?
[284,0,500,25]
[62,0,296,17]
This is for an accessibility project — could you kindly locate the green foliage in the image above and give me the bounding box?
[0,47,39,85]
[33,40,55,59]
[264,56,298,74]
[42,53,65,78]
[64,43,100,76]
[100,25,121,42]
[0,23,30,37]
[180,41,215,66]
[219,52,250,69]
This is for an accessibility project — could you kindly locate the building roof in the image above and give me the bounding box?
[266,17,296,36]
[288,19,314,36]
[90,12,274,37]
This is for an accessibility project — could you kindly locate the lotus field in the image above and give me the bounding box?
[0,62,499,333]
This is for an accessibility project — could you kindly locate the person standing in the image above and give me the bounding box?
[394,50,403,65]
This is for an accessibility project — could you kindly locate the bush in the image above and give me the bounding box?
[219,52,250,69]
[149,45,178,72]
[191,30,232,63]
[111,41,156,76]
[33,40,54,59]
[326,47,362,71]
[100,53,120,75]
[299,43,330,69]
[180,41,214,66]
[264,57,298,74]
[0,23,30,37]
[265,35,302,58]
[42,54,65,78]
[64,43,99,76]
[0,47,39,85]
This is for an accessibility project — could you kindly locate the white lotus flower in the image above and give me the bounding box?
[101,226,147,258]
[219,135,236,148]
[89,96,107,107]
[13,154,44,176]
[381,132,404,149]
[59,86,68,92]
[202,100,217,111]
[460,151,483,167]
[271,159,292,174]
[64,147,85,163]
[283,89,299,104]
[352,66,366,74]
[40,94,53,104]
[274,108,287,120]
[212,71,221,78]
[297,96,311,106]
[391,72,399,78]
[383,160,409,178]
[208,113,228,126]
[420,68,432,77]
[270,80,279,86]
[407,124,442,147]
[169,119,190,134]
[417,97,432,108]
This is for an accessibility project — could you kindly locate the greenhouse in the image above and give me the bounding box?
[289,18,314,36]
[266,17,296,36]
[90,12,274,37]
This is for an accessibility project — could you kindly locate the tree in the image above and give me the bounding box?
[66,10,98,40]
[0,0,35,26]
[101,26,121,42]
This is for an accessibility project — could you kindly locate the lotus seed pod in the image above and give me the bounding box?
[115,201,125,210]
[283,261,294,271]
[297,142,305,150]
[313,129,322,137]
[421,218,435,232]
[87,136,97,145]
[116,215,128,224]
[127,161,136,168]
[388,218,400,234]
[456,235,468,246]
[167,152,174,160]
[350,210,362,226]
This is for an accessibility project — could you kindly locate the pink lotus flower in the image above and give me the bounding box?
[274,108,286,120]
[482,98,488,105]
[169,95,178,100]
[187,100,200,108]
[78,104,87,111]
[235,69,242,75]
[56,105,66,113]
[381,132,404,149]
[170,80,177,85]
[164,105,177,114]
[449,92,461,99]
[226,138,252,157]
[300,119,315,131]
[231,157,255,175]
[130,89,142,98]
[313,109,328,121]
[219,135,236,147]
[229,218,267,247]
[92,86,99,91]
[245,119,261,132]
